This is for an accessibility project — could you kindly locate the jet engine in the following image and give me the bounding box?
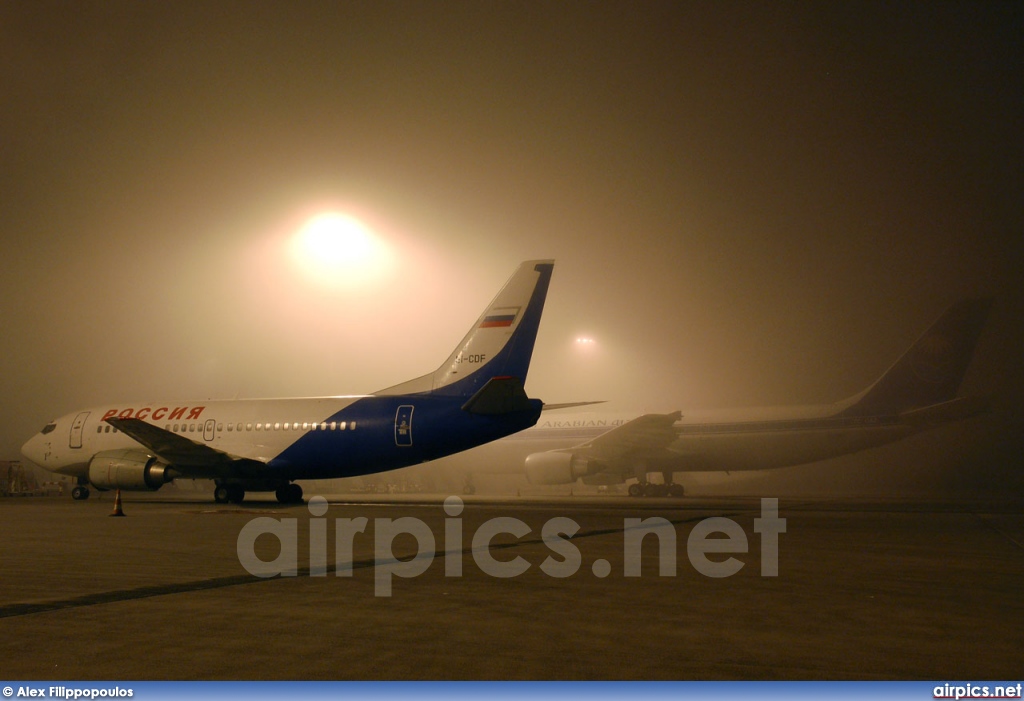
[524,451,594,485]
[88,449,173,491]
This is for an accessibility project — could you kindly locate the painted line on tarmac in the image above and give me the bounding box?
[973,513,1024,551]
[0,510,740,619]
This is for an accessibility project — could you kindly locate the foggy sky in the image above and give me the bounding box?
[2,2,1022,466]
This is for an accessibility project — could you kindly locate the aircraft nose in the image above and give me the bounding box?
[21,433,46,467]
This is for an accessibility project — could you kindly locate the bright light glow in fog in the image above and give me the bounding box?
[290,212,392,288]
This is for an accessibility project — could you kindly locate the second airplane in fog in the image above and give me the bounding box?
[519,299,992,496]
[21,261,555,504]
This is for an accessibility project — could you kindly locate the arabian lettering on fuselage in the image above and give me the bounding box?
[538,418,626,429]
[101,406,206,422]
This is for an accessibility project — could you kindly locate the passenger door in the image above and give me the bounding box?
[69,412,89,449]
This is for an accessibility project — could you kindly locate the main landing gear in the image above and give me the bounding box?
[212,482,304,505]
[213,484,245,504]
[627,470,686,498]
[275,483,304,504]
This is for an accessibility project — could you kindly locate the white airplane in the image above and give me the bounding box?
[21,260,559,504]
[454,298,992,496]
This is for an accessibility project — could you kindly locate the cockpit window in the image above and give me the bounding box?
[40,422,57,435]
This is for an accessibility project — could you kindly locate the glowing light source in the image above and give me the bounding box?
[289,212,391,288]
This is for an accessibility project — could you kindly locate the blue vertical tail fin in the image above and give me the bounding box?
[375,260,554,399]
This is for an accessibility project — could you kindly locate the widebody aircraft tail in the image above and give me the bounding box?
[375,260,554,401]
[838,298,992,417]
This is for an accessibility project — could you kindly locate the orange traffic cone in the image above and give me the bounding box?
[109,489,126,517]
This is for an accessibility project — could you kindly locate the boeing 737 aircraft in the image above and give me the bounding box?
[459,298,990,497]
[21,260,556,504]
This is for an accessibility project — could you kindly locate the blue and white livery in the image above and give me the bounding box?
[21,260,555,503]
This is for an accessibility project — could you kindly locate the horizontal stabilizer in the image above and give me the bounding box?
[461,376,534,415]
[898,396,991,427]
[542,400,607,411]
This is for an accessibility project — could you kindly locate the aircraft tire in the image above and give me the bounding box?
[627,483,643,497]
[71,486,89,501]
[276,483,303,504]
[227,486,245,504]
[668,483,685,498]
[214,486,230,504]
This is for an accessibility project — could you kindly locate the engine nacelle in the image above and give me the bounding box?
[524,451,592,485]
[88,449,172,491]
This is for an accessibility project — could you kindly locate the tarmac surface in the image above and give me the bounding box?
[1,492,1022,680]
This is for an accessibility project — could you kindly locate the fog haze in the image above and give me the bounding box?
[3,2,1021,489]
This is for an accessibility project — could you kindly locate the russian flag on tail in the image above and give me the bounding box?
[480,307,519,328]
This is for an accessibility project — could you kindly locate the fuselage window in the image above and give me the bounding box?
[320,422,327,431]
[284,422,290,430]
[173,424,179,432]
[217,423,224,432]
[294,423,300,431]
[96,426,102,433]
[255,423,262,431]
[227,424,233,432]
[189,424,195,432]
[350,421,356,430]
[329,422,337,431]
[339,421,346,430]
[302,422,309,430]
[274,422,281,430]
[245,423,252,431]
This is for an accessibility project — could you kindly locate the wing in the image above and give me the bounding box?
[571,411,682,463]
[524,411,684,486]
[105,417,256,476]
